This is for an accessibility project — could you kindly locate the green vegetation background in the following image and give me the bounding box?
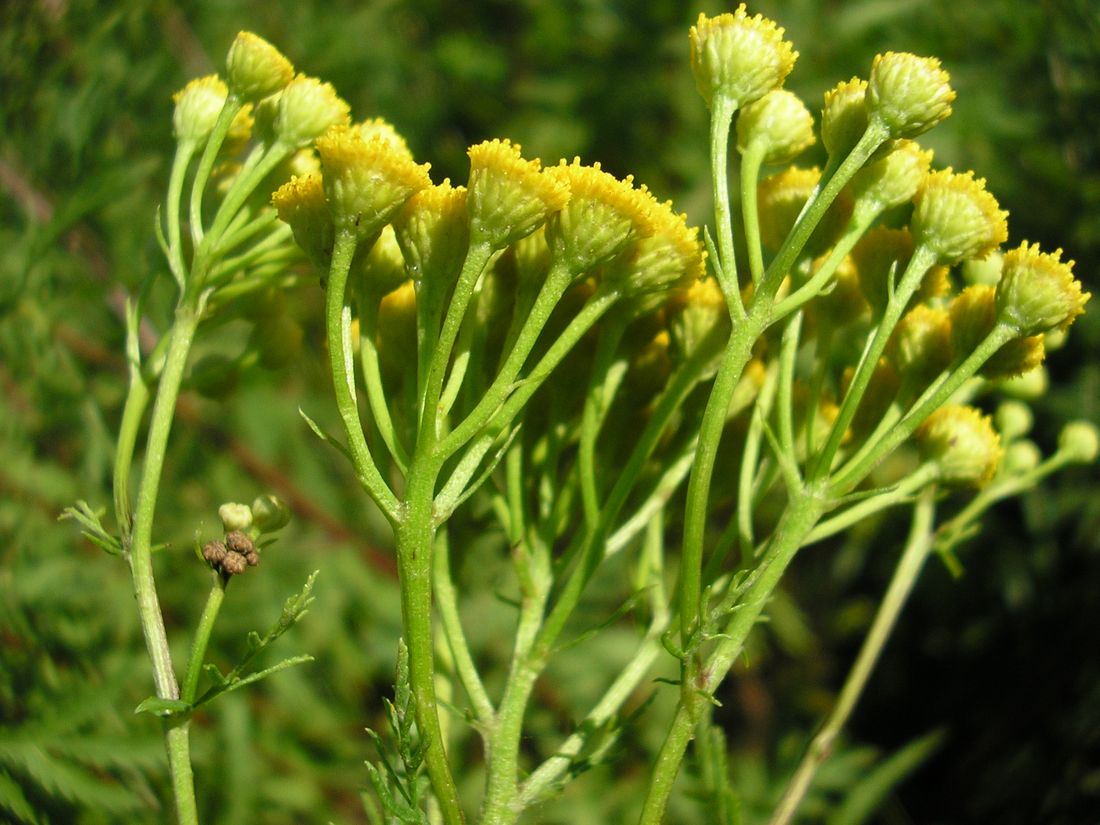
[1,0,1098,823]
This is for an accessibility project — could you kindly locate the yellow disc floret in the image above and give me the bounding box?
[689,6,797,109]
[466,139,570,249]
[315,124,432,240]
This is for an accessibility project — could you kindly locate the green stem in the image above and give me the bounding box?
[738,362,780,564]
[638,490,827,825]
[358,294,411,473]
[433,531,494,727]
[809,243,939,482]
[831,323,1018,494]
[708,94,745,318]
[113,358,151,542]
[396,464,465,825]
[181,574,227,704]
[578,316,628,529]
[768,490,936,825]
[188,96,244,246]
[127,303,199,824]
[165,141,196,288]
[739,141,766,286]
[776,312,803,477]
[325,231,400,522]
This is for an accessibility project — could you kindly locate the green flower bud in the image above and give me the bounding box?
[544,159,656,273]
[911,168,1008,265]
[316,124,432,240]
[252,494,291,532]
[997,366,1047,401]
[689,6,797,109]
[1002,440,1041,474]
[736,89,815,165]
[172,75,228,145]
[994,400,1033,442]
[1058,421,1100,464]
[821,77,868,160]
[466,139,570,249]
[218,502,253,533]
[918,405,1002,487]
[949,284,997,358]
[275,75,351,148]
[225,32,294,101]
[867,51,955,139]
[994,242,1090,336]
[961,250,1003,286]
[849,139,933,220]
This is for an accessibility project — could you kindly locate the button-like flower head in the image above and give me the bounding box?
[867,52,955,139]
[466,139,570,249]
[912,169,1008,265]
[226,32,294,101]
[736,89,815,165]
[918,405,1002,487]
[995,242,1089,335]
[690,6,797,109]
[271,174,334,266]
[172,75,228,145]
[315,124,432,240]
[275,75,351,148]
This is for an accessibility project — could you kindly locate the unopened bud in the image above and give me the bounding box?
[252,494,291,532]
[172,75,228,145]
[1058,421,1099,464]
[218,503,253,533]
[918,405,1002,487]
[867,52,955,139]
[689,6,797,109]
[226,32,294,101]
[995,242,1090,336]
[736,89,815,165]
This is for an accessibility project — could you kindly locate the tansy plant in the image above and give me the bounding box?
[65,8,1095,825]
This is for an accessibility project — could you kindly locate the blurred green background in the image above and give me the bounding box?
[2,0,1098,822]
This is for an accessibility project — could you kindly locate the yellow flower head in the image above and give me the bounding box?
[603,200,705,298]
[466,139,570,249]
[757,166,851,257]
[690,6,798,109]
[275,75,351,148]
[544,158,657,273]
[271,173,334,266]
[949,283,997,357]
[982,335,1045,380]
[226,32,294,101]
[918,405,1002,487]
[352,225,409,300]
[172,75,228,145]
[821,77,868,159]
[867,52,955,139]
[912,168,1008,265]
[736,89,815,165]
[849,139,934,219]
[393,179,469,288]
[316,124,432,239]
[669,276,730,362]
[852,226,914,317]
[995,242,1090,335]
[889,304,953,390]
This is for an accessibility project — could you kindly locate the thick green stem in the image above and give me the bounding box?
[127,304,199,824]
[769,491,936,825]
[396,464,465,825]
